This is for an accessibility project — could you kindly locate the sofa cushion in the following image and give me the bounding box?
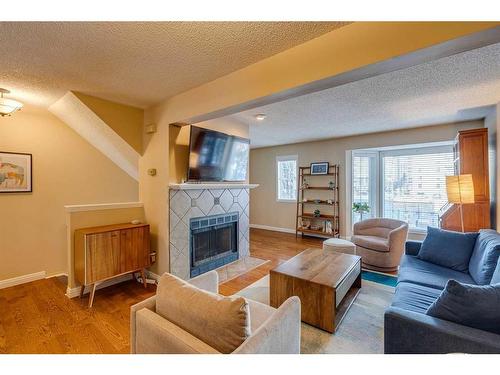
[468,229,500,285]
[351,235,389,252]
[491,259,500,285]
[417,227,478,272]
[156,273,251,353]
[392,281,443,314]
[398,255,475,290]
[427,280,500,335]
[246,299,275,332]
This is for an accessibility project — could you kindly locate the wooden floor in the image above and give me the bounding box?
[0,229,322,353]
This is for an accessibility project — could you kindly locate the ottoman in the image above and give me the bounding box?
[323,238,356,255]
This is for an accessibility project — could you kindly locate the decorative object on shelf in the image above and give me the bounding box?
[0,88,23,117]
[310,161,329,175]
[296,164,340,238]
[0,151,32,193]
[352,202,370,221]
[324,220,333,234]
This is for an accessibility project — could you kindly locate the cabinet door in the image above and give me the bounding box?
[120,226,150,273]
[86,231,121,283]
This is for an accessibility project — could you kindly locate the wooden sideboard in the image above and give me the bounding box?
[440,128,491,232]
[74,223,151,307]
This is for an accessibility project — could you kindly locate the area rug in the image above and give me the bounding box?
[236,274,395,354]
[216,256,269,283]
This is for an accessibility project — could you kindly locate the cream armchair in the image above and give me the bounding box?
[130,271,301,354]
[351,218,409,272]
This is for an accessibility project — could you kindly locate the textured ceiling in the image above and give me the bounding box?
[228,43,500,148]
[0,22,347,109]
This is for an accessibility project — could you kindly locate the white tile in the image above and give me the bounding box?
[239,237,249,258]
[229,189,242,197]
[182,206,205,226]
[196,190,214,215]
[219,189,234,212]
[238,189,249,209]
[208,204,225,216]
[229,203,243,216]
[209,189,224,198]
[186,189,203,199]
[170,220,189,254]
[239,213,249,236]
[170,190,191,218]
[169,209,180,233]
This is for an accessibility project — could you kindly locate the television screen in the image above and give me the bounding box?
[187,126,250,182]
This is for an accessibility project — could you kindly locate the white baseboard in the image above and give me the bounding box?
[249,224,296,234]
[145,270,160,282]
[0,271,47,290]
[65,273,135,298]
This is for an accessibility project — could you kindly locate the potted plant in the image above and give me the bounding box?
[352,202,370,221]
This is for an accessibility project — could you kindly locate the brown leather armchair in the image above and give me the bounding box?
[351,218,409,272]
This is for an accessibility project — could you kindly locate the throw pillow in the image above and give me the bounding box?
[156,273,251,353]
[418,226,478,272]
[468,229,500,284]
[426,279,500,334]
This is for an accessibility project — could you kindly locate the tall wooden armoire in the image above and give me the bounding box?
[440,128,490,232]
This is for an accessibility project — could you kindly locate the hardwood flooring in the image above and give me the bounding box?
[0,229,322,353]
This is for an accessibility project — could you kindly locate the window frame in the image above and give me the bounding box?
[351,150,379,225]
[276,154,298,203]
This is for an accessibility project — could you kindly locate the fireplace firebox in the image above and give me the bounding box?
[189,212,239,277]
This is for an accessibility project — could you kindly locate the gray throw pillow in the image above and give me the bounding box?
[426,279,500,334]
[418,227,478,272]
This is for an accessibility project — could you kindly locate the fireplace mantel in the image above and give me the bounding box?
[169,183,259,190]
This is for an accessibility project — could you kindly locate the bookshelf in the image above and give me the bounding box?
[296,164,340,238]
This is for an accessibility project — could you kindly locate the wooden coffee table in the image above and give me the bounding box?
[270,248,362,333]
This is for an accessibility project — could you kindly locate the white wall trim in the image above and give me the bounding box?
[0,271,47,290]
[65,273,134,298]
[64,201,143,213]
[250,223,296,234]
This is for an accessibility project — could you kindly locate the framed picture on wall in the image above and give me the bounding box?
[310,161,329,175]
[0,151,32,193]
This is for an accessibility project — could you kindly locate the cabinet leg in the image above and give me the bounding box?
[79,285,85,299]
[140,269,147,289]
[88,283,97,308]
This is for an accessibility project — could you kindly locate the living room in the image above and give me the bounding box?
[1,2,499,374]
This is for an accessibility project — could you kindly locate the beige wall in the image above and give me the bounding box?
[74,92,144,154]
[249,121,484,237]
[66,206,145,288]
[0,110,139,281]
[141,23,498,277]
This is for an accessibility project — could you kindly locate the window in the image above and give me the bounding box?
[352,152,377,224]
[351,145,454,231]
[276,155,297,202]
[381,147,454,230]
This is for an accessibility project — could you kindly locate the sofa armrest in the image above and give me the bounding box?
[405,241,422,256]
[134,308,220,354]
[384,306,500,354]
[233,296,301,354]
[189,270,219,293]
[130,295,156,353]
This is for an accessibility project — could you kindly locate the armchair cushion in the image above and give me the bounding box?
[468,229,500,285]
[417,227,478,272]
[156,273,251,353]
[427,280,500,335]
[491,259,500,285]
[351,235,389,252]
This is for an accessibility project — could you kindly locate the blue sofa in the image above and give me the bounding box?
[384,229,500,354]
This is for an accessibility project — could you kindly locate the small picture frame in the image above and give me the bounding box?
[310,161,329,175]
[0,151,32,193]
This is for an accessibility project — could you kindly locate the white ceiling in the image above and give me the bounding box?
[0,22,346,109]
[229,43,500,148]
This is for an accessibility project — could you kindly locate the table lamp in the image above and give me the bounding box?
[446,174,475,232]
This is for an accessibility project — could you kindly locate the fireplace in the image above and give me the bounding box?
[189,212,239,277]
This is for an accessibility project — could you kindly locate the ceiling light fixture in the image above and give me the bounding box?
[0,88,23,117]
[255,114,266,121]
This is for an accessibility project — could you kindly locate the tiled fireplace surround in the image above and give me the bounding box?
[169,184,256,280]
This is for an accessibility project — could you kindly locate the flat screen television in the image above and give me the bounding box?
[187,125,250,182]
